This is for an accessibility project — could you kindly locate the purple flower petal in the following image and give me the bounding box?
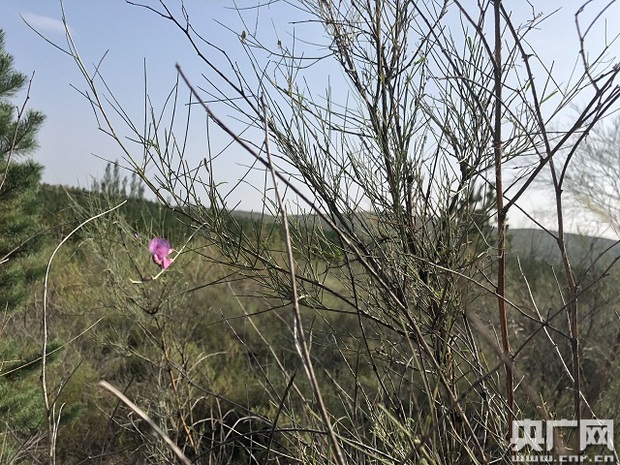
[149,237,170,256]
[161,257,172,269]
[149,237,172,269]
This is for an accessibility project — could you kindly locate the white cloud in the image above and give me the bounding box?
[20,12,67,35]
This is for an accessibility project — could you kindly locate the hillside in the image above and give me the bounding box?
[508,227,620,265]
[37,183,620,266]
[0,183,615,463]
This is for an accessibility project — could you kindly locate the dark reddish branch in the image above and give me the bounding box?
[492,0,513,424]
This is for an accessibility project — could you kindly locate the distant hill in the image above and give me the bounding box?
[37,183,620,267]
[507,228,620,266]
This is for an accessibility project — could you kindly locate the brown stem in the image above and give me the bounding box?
[492,0,513,425]
[548,154,581,442]
[161,334,197,455]
[261,98,347,465]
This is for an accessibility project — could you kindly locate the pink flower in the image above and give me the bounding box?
[149,237,173,269]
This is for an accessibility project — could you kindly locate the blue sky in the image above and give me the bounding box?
[1,1,310,211]
[1,1,245,188]
[1,1,619,231]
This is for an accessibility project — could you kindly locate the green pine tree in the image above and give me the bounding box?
[0,29,45,312]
